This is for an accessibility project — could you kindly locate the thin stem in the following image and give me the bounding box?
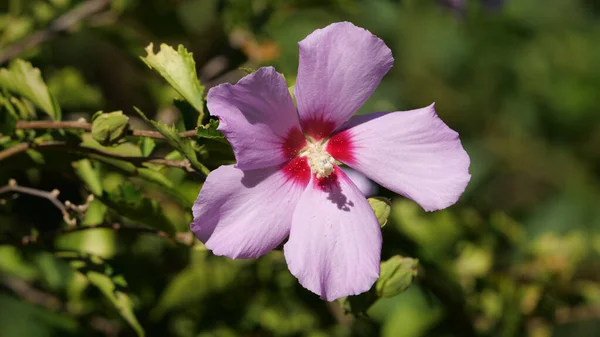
[1,273,64,311]
[0,142,28,161]
[0,180,196,246]
[556,305,600,324]
[0,180,72,223]
[0,140,194,172]
[15,120,197,139]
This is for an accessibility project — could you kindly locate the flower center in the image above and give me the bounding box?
[303,142,335,179]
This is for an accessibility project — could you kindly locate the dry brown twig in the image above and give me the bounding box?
[0,140,194,173]
[0,179,197,246]
[0,179,81,226]
[15,120,197,140]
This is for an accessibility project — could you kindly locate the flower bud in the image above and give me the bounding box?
[91,111,129,146]
[376,256,418,298]
[368,197,391,228]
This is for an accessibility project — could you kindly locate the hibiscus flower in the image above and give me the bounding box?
[191,22,470,301]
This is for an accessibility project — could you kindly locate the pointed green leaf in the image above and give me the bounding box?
[0,95,18,135]
[288,84,296,106]
[196,119,224,141]
[73,159,103,195]
[86,271,145,337]
[134,107,209,176]
[97,182,176,235]
[9,96,36,119]
[0,59,61,120]
[173,98,200,130]
[138,137,156,157]
[239,67,257,74]
[368,197,392,228]
[141,43,205,119]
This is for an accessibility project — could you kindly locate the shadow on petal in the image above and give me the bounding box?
[316,169,355,212]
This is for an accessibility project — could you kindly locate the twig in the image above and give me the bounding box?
[0,179,75,225]
[0,142,28,161]
[0,0,112,64]
[15,120,197,139]
[0,179,196,246]
[555,305,600,324]
[0,272,122,337]
[1,273,64,310]
[0,140,194,172]
[8,221,196,247]
[327,302,353,326]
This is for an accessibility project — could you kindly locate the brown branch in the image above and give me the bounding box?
[0,179,75,225]
[7,221,196,247]
[15,120,197,139]
[555,305,600,324]
[327,302,354,326]
[0,0,112,64]
[0,180,196,246]
[1,273,63,310]
[0,140,194,172]
[0,272,123,336]
[0,142,28,161]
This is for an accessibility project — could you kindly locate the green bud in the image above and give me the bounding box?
[376,256,418,298]
[368,197,391,228]
[91,111,129,146]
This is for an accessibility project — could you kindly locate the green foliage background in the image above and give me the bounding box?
[1,0,600,336]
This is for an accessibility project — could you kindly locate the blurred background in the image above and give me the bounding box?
[1,0,600,336]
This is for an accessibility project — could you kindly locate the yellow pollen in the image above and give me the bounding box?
[303,143,335,179]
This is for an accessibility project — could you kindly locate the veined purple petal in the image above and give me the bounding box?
[191,164,307,259]
[328,104,470,212]
[207,67,306,170]
[294,22,394,140]
[284,167,382,301]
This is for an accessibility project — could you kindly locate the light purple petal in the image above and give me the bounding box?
[191,164,306,258]
[327,104,471,212]
[341,166,378,197]
[284,167,382,301]
[294,22,394,140]
[207,66,306,170]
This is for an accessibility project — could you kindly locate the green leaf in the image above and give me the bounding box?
[173,98,200,130]
[73,159,103,195]
[86,271,145,337]
[0,95,18,135]
[134,107,209,176]
[9,96,36,119]
[138,137,156,157]
[239,67,257,74]
[196,119,224,141]
[375,256,418,298]
[91,111,130,146]
[368,197,392,228]
[82,198,107,226]
[0,59,61,120]
[98,182,176,235]
[47,66,104,109]
[151,252,239,319]
[141,43,205,119]
[288,84,296,106]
